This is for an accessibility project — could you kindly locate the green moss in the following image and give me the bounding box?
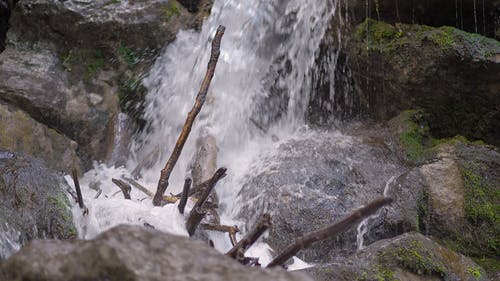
[462,167,499,226]
[382,240,447,277]
[396,110,431,163]
[85,51,105,81]
[104,0,120,6]
[467,266,482,279]
[117,44,143,67]
[162,1,181,22]
[47,192,77,239]
[429,26,456,49]
[471,257,500,273]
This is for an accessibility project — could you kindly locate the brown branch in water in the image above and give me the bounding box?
[185,168,227,236]
[173,175,226,198]
[178,178,192,214]
[124,177,154,197]
[71,169,88,215]
[111,178,132,200]
[201,223,239,246]
[226,213,271,260]
[266,197,393,268]
[153,25,226,206]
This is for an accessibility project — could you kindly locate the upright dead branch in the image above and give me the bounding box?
[71,168,88,215]
[111,178,132,199]
[153,25,226,206]
[186,168,227,236]
[266,197,393,268]
[178,178,192,214]
[226,213,272,260]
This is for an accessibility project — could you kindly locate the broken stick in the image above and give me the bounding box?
[71,168,88,215]
[111,178,132,199]
[178,178,192,214]
[185,168,227,236]
[266,197,393,268]
[153,25,226,206]
[226,213,271,260]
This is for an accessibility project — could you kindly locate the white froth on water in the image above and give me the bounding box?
[69,0,342,269]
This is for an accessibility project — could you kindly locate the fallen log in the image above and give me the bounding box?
[226,213,271,260]
[111,178,132,200]
[266,197,393,268]
[153,25,226,206]
[186,168,227,236]
[178,178,192,214]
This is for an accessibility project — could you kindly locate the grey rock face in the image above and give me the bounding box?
[0,150,76,260]
[236,132,408,263]
[0,224,313,281]
[305,232,489,281]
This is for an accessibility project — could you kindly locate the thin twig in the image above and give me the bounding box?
[266,197,393,268]
[153,25,226,206]
[124,177,154,197]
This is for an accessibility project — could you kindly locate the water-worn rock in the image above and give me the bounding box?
[0,225,313,281]
[0,102,80,172]
[0,150,76,260]
[305,232,489,281]
[0,41,118,167]
[236,131,407,263]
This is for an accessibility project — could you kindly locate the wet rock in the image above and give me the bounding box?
[420,140,500,267]
[0,102,81,172]
[236,131,407,263]
[0,41,118,167]
[0,150,76,260]
[0,225,313,281]
[305,232,489,281]
[9,0,210,51]
[314,20,500,146]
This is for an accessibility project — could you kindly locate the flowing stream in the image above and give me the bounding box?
[67,0,343,268]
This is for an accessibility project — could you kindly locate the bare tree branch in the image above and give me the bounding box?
[226,213,271,260]
[153,25,226,206]
[266,197,393,268]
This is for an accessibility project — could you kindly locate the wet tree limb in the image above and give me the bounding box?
[153,25,226,206]
[111,178,132,200]
[226,213,271,260]
[178,178,192,214]
[71,168,88,215]
[186,168,227,236]
[266,197,393,268]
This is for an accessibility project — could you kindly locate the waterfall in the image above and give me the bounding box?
[67,0,341,266]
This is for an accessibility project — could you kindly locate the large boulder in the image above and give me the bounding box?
[0,102,80,172]
[0,225,313,281]
[305,232,489,281]
[235,131,408,263]
[0,150,76,260]
[312,20,500,146]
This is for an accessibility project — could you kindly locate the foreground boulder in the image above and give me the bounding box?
[0,225,313,281]
[236,131,408,262]
[306,232,489,281]
[0,150,76,259]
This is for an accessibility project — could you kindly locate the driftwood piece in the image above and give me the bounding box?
[153,25,226,206]
[202,223,239,246]
[71,169,88,215]
[266,197,393,268]
[111,178,132,199]
[185,168,227,236]
[226,213,271,260]
[178,178,192,214]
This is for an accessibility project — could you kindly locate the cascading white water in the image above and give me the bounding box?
[356,175,396,250]
[69,0,342,268]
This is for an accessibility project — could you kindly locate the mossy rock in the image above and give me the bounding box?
[0,150,76,259]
